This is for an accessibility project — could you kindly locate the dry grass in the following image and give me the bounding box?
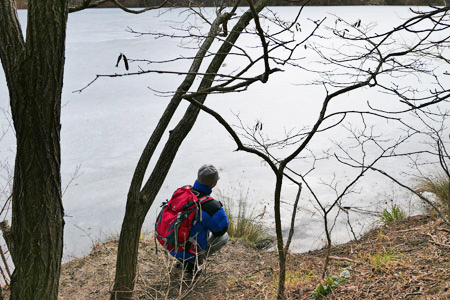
[19,214,447,300]
[232,215,450,300]
[416,173,450,216]
[217,189,273,249]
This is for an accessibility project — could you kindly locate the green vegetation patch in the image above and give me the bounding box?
[379,205,407,224]
[311,270,350,299]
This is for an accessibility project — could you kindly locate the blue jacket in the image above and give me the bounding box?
[170,180,228,262]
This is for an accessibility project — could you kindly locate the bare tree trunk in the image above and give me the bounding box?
[447,182,450,217]
[110,12,228,299]
[274,173,287,300]
[0,1,68,299]
[110,206,145,299]
[111,1,268,298]
[322,216,331,279]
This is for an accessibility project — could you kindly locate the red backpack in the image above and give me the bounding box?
[155,185,212,253]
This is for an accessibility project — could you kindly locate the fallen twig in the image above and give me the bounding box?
[427,233,450,248]
[329,256,356,263]
[437,227,450,233]
[395,227,423,233]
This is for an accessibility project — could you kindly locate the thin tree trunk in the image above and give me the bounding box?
[274,172,287,300]
[110,12,229,298]
[447,175,449,217]
[0,1,68,299]
[111,1,268,298]
[110,206,144,299]
[322,215,331,279]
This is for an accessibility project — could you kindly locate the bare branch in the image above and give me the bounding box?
[127,8,234,199]
[0,221,14,266]
[371,166,450,227]
[69,0,169,14]
[284,182,302,254]
[0,0,25,105]
[74,68,266,94]
[181,96,279,174]
[246,0,270,82]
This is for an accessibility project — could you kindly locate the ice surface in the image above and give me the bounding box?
[0,6,446,260]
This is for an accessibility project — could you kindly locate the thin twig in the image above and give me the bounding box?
[329,256,356,263]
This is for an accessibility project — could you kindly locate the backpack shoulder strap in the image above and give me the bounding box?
[198,196,213,204]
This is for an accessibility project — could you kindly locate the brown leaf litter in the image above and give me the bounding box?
[35,214,450,299]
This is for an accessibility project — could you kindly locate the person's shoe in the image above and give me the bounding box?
[175,261,183,269]
[185,262,204,277]
[184,262,195,273]
[175,261,204,279]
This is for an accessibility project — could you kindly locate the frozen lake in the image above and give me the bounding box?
[0,6,447,260]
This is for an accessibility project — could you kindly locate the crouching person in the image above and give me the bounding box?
[155,164,229,275]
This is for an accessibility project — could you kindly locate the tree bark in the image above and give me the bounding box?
[0,1,68,299]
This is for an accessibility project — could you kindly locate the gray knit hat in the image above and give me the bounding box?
[197,164,219,187]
